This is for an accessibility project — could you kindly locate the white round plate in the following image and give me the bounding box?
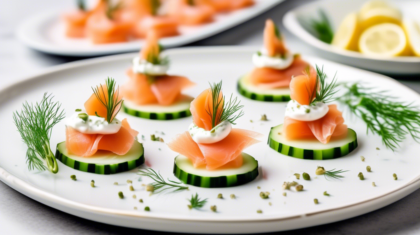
[16,0,282,57]
[283,0,420,75]
[1,47,420,234]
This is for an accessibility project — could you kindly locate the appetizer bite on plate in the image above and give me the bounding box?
[168,81,262,188]
[238,19,313,102]
[268,66,358,160]
[167,0,215,25]
[55,78,145,174]
[122,33,195,120]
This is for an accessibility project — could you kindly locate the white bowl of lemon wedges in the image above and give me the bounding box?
[283,0,420,75]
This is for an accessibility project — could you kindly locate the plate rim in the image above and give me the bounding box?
[1,46,420,232]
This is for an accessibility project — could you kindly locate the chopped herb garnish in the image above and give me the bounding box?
[78,113,88,122]
[260,114,268,121]
[294,173,300,180]
[70,175,77,181]
[314,198,319,204]
[361,156,365,162]
[393,173,398,180]
[318,167,347,180]
[323,191,330,196]
[210,205,217,212]
[91,78,123,123]
[138,168,188,194]
[206,81,244,128]
[75,108,82,112]
[118,191,124,199]
[310,10,334,44]
[129,185,134,191]
[90,180,95,188]
[114,182,118,185]
[13,93,65,173]
[127,180,132,184]
[302,172,311,181]
[315,166,326,175]
[283,192,287,196]
[260,192,270,199]
[372,182,376,187]
[296,185,304,191]
[144,206,150,212]
[310,65,338,105]
[366,166,372,172]
[358,172,365,180]
[139,199,143,203]
[187,193,207,210]
[230,194,236,199]
[257,209,263,214]
[217,193,223,199]
[133,194,137,199]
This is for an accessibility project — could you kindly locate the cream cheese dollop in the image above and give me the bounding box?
[252,48,294,70]
[285,100,329,121]
[132,56,169,76]
[189,121,232,144]
[65,112,121,134]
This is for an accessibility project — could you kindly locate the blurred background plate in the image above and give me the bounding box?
[283,0,420,75]
[16,0,282,57]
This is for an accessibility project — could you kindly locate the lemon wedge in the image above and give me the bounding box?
[358,1,402,30]
[332,13,360,51]
[359,23,409,57]
[403,19,420,57]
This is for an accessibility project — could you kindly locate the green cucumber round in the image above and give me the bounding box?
[237,75,291,102]
[123,98,192,120]
[173,153,259,188]
[268,124,358,160]
[55,141,144,174]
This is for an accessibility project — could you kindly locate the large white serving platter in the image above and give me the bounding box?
[16,0,281,57]
[283,0,420,75]
[1,47,420,234]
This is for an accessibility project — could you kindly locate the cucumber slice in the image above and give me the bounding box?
[123,98,192,120]
[173,153,259,188]
[55,141,144,174]
[237,75,291,102]
[268,124,358,160]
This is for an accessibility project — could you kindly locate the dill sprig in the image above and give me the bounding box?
[13,93,65,173]
[310,10,334,44]
[309,65,339,105]
[137,168,189,194]
[338,83,420,151]
[106,0,122,20]
[187,193,207,210]
[151,0,161,16]
[77,0,86,11]
[91,78,123,123]
[324,169,347,180]
[206,81,244,128]
[146,47,169,66]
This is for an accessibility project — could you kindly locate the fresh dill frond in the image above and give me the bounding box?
[137,168,189,194]
[146,51,169,66]
[310,65,339,105]
[310,10,334,44]
[77,0,86,11]
[206,81,244,128]
[151,0,161,16]
[13,93,65,173]
[339,83,420,151]
[188,193,207,210]
[91,77,123,123]
[106,0,123,20]
[324,169,347,180]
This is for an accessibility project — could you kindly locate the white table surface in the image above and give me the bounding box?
[1,0,420,234]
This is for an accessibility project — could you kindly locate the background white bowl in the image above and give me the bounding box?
[283,0,420,75]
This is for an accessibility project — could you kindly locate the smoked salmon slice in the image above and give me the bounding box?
[85,84,122,119]
[283,105,348,144]
[86,9,132,44]
[63,10,90,38]
[168,0,215,25]
[167,129,261,170]
[122,32,194,105]
[264,19,287,57]
[190,88,223,131]
[197,0,253,12]
[66,118,138,157]
[168,83,261,170]
[133,16,179,38]
[249,57,313,89]
[289,66,318,105]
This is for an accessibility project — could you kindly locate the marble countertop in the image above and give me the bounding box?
[1,0,420,234]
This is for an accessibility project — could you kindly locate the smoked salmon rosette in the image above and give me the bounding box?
[168,81,262,188]
[55,78,145,174]
[122,33,195,120]
[268,66,358,160]
[238,19,314,102]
